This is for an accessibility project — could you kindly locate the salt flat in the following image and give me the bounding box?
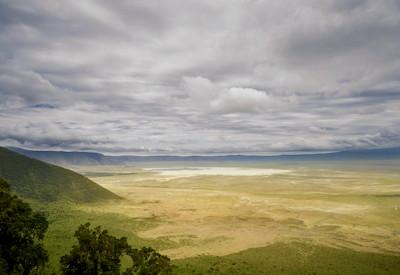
[144,167,291,177]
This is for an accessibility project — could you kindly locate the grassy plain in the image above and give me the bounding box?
[36,161,400,273]
[81,162,400,257]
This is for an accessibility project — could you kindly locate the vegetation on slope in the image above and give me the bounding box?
[0,179,49,274]
[175,241,400,275]
[0,178,172,275]
[0,147,120,202]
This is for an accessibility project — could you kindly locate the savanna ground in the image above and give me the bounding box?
[36,160,400,274]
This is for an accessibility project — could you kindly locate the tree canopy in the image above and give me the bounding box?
[60,223,173,275]
[0,178,49,275]
[60,223,130,274]
[0,177,173,274]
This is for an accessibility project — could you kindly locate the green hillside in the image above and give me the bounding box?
[175,242,400,275]
[0,147,120,202]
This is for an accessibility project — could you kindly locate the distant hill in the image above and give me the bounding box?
[9,147,106,166]
[8,147,400,166]
[0,147,120,202]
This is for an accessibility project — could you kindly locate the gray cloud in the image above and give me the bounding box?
[0,0,400,155]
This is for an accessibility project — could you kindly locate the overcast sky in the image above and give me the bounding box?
[1,0,400,155]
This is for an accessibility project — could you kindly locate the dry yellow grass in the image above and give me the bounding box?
[74,164,400,259]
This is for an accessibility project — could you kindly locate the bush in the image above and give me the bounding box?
[124,247,173,275]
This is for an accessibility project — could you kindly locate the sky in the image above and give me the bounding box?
[0,0,400,155]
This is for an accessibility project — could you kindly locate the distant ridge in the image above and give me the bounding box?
[7,146,400,166]
[9,147,105,166]
[0,147,120,202]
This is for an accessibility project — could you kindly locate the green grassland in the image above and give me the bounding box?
[175,241,400,275]
[26,161,400,274]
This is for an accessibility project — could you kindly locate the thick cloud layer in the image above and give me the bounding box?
[1,0,399,155]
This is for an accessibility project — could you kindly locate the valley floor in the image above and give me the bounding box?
[84,163,400,258]
[38,161,400,274]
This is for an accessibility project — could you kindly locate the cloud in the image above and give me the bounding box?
[0,0,399,154]
[182,76,292,114]
[0,66,67,109]
[215,87,274,114]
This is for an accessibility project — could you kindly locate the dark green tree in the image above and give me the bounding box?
[60,223,131,274]
[0,178,49,275]
[60,223,174,275]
